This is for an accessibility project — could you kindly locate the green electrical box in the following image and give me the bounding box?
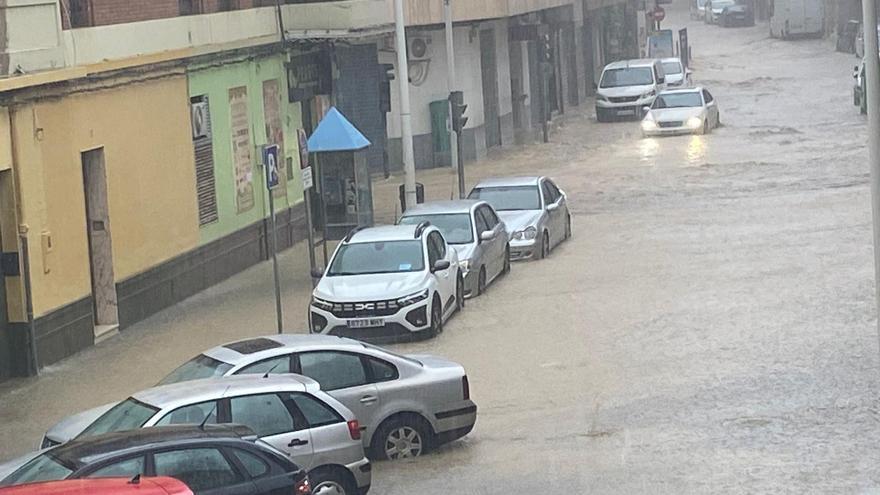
[430,100,451,167]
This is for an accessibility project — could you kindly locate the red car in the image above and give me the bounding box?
[0,477,193,495]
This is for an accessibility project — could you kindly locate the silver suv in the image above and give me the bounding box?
[310,224,463,342]
[52,375,371,495]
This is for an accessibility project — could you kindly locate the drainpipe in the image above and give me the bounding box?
[8,109,38,376]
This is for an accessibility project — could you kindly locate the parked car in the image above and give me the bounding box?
[309,224,463,342]
[156,334,478,461]
[660,58,691,88]
[854,60,867,115]
[691,0,710,20]
[718,0,755,26]
[595,59,667,122]
[837,19,860,53]
[769,0,824,38]
[641,87,721,137]
[705,0,736,23]
[399,200,510,298]
[0,478,193,495]
[36,376,370,495]
[468,177,571,261]
[1,425,312,495]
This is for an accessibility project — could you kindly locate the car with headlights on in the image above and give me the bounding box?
[1,425,313,495]
[398,200,509,298]
[595,59,666,122]
[32,376,370,495]
[309,224,462,342]
[468,177,570,261]
[157,334,477,461]
[641,87,720,137]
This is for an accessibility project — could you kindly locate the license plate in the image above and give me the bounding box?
[347,318,385,329]
[617,109,635,116]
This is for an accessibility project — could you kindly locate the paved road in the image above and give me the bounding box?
[3,2,880,493]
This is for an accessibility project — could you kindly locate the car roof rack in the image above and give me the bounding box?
[414,221,431,238]
[344,226,367,243]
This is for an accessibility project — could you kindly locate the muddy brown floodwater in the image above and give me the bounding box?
[3,1,880,493]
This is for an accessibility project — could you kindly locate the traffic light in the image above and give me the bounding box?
[449,91,468,133]
[540,33,552,62]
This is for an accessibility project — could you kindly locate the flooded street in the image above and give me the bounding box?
[3,1,880,492]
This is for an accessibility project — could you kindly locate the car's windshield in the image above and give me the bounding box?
[399,214,473,244]
[328,240,425,276]
[652,92,703,108]
[157,354,233,386]
[2,454,73,486]
[713,0,735,7]
[469,186,541,211]
[662,61,683,75]
[600,67,654,88]
[77,398,159,439]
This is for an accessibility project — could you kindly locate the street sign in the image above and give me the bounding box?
[262,144,280,190]
[653,6,666,21]
[297,129,314,190]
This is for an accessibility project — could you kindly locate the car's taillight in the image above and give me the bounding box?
[462,375,470,400]
[348,420,362,440]
[295,476,311,495]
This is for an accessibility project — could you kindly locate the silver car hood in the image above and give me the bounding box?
[315,271,432,302]
[647,107,704,122]
[44,402,117,444]
[497,210,543,233]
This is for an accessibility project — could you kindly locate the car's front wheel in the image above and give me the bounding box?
[502,247,511,275]
[455,275,465,311]
[428,296,443,337]
[565,215,572,240]
[476,267,487,295]
[539,231,550,259]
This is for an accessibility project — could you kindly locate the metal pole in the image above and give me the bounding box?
[19,231,39,376]
[266,181,284,335]
[304,191,317,286]
[444,0,464,198]
[394,0,417,208]
[863,0,880,350]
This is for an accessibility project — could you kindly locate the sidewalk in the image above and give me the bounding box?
[0,105,594,462]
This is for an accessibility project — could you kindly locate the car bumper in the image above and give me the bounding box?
[509,238,538,261]
[433,401,478,444]
[310,303,433,344]
[346,457,372,491]
[642,125,700,136]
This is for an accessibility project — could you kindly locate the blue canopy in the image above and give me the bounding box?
[306,107,371,152]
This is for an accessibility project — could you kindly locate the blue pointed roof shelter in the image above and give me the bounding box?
[307,107,371,152]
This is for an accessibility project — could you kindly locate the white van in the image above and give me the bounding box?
[769,0,824,38]
[595,59,667,122]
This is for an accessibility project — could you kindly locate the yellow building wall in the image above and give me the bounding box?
[10,75,200,316]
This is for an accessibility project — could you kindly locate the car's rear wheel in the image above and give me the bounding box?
[374,415,432,460]
[309,467,356,495]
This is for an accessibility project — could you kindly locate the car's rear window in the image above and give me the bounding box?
[2,454,74,486]
[77,398,159,439]
[157,354,233,386]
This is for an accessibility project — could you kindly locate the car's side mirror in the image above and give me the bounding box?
[480,230,496,242]
[658,77,665,84]
[547,203,560,212]
[310,267,324,279]
[432,260,451,272]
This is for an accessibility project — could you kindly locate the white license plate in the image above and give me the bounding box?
[617,109,635,116]
[347,318,385,329]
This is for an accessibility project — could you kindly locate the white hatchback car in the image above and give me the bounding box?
[309,224,463,342]
[641,87,720,137]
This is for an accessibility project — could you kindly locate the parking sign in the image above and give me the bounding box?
[263,144,280,190]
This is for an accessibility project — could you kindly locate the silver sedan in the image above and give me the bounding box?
[399,200,510,298]
[469,176,572,261]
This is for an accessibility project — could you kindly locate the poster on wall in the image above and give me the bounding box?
[262,79,286,197]
[229,86,254,213]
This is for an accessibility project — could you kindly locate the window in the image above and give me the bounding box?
[289,394,344,428]
[230,394,295,437]
[545,181,562,201]
[298,352,368,391]
[427,233,442,267]
[429,232,447,259]
[230,449,269,479]
[67,0,93,28]
[367,357,399,382]
[599,68,654,88]
[702,90,714,103]
[541,181,558,205]
[328,240,425,275]
[474,209,490,234]
[155,401,218,427]
[3,454,73,485]
[652,92,703,109]
[158,354,232,385]
[86,457,145,478]
[78,398,159,438]
[154,449,241,492]
[399,214,474,244]
[237,355,292,375]
[661,61,683,75]
[190,95,219,226]
[469,186,541,211]
[477,207,498,231]
[179,0,202,16]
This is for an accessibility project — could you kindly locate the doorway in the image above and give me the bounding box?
[0,170,10,379]
[81,148,119,340]
[480,29,502,149]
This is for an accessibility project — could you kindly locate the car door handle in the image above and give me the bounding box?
[360,395,378,405]
[288,438,309,447]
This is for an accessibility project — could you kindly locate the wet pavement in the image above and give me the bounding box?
[3,2,880,492]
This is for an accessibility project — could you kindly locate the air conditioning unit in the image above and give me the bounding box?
[191,100,210,139]
[408,36,433,61]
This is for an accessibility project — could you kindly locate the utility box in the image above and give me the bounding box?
[399,183,425,214]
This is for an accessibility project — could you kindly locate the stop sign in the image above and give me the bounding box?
[653,7,666,21]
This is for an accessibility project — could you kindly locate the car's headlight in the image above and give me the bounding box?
[458,260,470,273]
[596,94,609,101]
[398,289,429,307]
[641,119,658,131]
[687,117,703,129]
[311,296,333,311]
[513,226,538,240]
